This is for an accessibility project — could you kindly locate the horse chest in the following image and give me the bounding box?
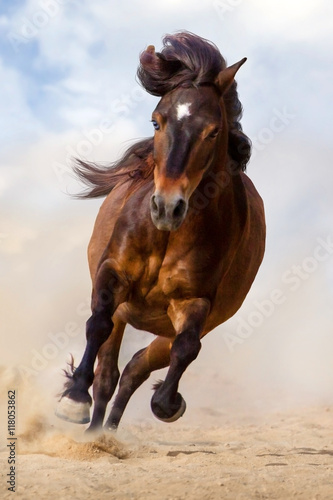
[147,249,216,301]
[134,256,190,300]
[159,263,190,296]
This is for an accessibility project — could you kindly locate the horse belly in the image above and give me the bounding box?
[115,302,175,338]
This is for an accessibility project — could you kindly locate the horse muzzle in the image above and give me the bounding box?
[150,193,188,231]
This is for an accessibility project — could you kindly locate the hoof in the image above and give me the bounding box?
[152,394,187,423]
[55,396,91,424]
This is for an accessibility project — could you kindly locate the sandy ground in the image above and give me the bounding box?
[1,405,333,500]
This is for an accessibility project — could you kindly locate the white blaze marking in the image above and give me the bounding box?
[176,102,191,120]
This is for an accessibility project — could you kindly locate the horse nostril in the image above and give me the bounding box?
[151,195,158,215]
[151,194,165,218]
[173,199,186,219]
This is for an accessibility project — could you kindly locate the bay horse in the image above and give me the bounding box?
[56,32,265,431]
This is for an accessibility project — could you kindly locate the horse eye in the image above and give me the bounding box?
[151,120,160,131]
[208,127,219,139]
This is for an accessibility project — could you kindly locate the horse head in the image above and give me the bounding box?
[143,46,246,231]
[149,58,246,231]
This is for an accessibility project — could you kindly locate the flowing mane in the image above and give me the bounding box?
[137,32,226,94]
[74,32,251,199]
[74,138,154,199]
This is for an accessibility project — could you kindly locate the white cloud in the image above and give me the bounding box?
[0,58,43,145]
[241,0,333,43]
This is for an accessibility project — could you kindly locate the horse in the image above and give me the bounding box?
[56,31,265,431]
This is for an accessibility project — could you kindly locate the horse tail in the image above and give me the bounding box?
[73,137,154,199]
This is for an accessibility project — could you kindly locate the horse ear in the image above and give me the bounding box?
[140,45,157,65]
[215,58,247,94]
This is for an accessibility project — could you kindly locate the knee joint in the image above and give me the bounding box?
[172,331,201,365]
[86,312,113,343]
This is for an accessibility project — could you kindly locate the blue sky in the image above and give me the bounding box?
[1,0,333,415]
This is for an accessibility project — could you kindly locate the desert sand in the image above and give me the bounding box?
[1,403,333,500]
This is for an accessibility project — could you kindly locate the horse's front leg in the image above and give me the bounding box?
[56,259,128,424]
[87,318,126,432]
[151,298,210,422]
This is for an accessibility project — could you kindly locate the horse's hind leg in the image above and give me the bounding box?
[104,336,171,430]
[56,259,128,424]
[87,318,126,432]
